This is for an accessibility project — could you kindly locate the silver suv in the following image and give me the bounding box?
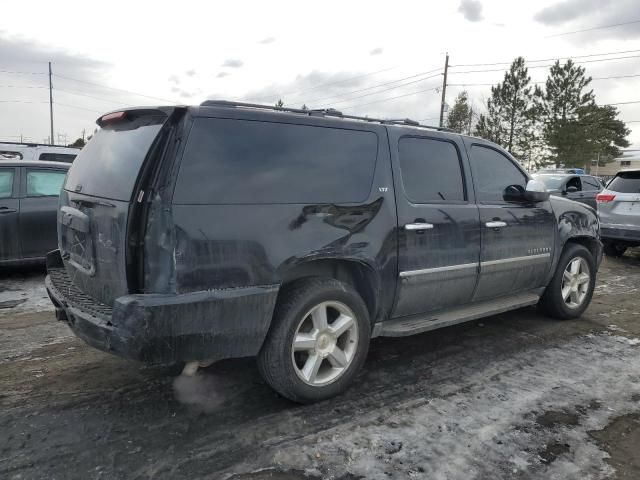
[597,169,640,256]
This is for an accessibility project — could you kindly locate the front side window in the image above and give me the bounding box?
[0,169,14,199]
[26,169,67,197]
[398,137,465,203]
[566,177,582,191]
[174,118,378,204]
[469,145,527,203]
[39,153,77,163]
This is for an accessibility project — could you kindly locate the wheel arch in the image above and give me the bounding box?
[277,258,382,327]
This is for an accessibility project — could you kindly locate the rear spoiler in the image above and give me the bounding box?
[96,107,183,128]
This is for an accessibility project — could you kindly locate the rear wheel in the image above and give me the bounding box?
[257,278,370,403]
[539,243,596,319]
[603,242,627,257]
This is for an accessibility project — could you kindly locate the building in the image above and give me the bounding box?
[592,149,640,177]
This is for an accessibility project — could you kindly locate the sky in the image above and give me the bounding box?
[0,0,639,150]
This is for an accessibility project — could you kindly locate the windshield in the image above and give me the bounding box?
[64,114,165,201]
[534,175,566,190]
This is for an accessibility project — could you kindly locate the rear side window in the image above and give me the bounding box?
[65,115,165,201]
[174,118,378,204]
[39,153,77,163]
[469,145,527,202]
[398,137,465,202]
[26,169,67,197]
[608,171,640,193]
[0,169,14,198]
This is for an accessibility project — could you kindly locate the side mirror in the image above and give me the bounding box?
[566,186,578,193]
[523,179,550,202]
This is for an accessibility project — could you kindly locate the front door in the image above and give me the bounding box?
[391,131,481,318]
[0,167,20,262]
[465,141,556,301]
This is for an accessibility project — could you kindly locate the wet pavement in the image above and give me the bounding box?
[1,252,640,479]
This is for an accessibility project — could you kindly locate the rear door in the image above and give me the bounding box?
[0,167,20,262]
[465,141,555,301]
[59,109,170,304]
[18,167,67,259]
[599,171,640,237]
[390,129,480,317]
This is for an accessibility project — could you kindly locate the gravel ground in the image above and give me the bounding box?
[1,252,640,480]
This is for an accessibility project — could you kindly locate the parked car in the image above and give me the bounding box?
[532,173,604,209]
[597,169,640,256]
[45,101,602,403]
[536,168,585,175]
[0,142,80,163]
[0,161,70,265]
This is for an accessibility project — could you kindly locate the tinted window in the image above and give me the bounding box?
[398,137,464,202]
[608,171,640,193]
[26,169,67,196]
[0,150,22,160]
[174,118,378,204]
[469,145,527,202]
[566,176,581,191]
[0,169,14,198]
[582,176,601,191]
[65,115,164,201]
[39,153,76,163]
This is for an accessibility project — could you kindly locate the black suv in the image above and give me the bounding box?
[46,101,602,403]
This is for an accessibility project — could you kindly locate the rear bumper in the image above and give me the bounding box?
[45,250,279,364]
[600,224,640,244]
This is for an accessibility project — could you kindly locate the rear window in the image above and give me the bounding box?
[608,171,640,193]
[64,114,165,201]
[39,153,77,163]
[0,150,22,160]
[173,118,378,204]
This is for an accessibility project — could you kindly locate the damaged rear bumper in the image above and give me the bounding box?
[45,250,279,364]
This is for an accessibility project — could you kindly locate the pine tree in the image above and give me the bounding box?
[473,57,537,160]
[275,99,284,108]
[536,60,596,167]
[301,104,308,111]
[446,91,473,134]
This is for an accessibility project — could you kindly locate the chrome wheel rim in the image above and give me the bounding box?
[291,301,359,387]
[561,257,590,309]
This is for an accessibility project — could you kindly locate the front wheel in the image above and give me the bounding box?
[257,278,370,404]
[539,243,596,319]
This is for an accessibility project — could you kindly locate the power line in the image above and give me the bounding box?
[343,86,440,110]
[0,84,47,89]
[245,66,400,102]
[450,54,640,75]
[52,73,177,103]
[448,73,640,87]
[289,70,442,107]
[325,74,443,107]
[450,48,640,68]
[0,100,48,104]
[53,87,135,107]
[606,100,640,106]
[0,70,46,75]
[546,19,640,38]
[53,101,105,114]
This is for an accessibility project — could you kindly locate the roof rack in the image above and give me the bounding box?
[200,100,454,132]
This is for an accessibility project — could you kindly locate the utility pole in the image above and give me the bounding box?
[595,152,600,176]
[439,53,449,128]
[48,62,54,146]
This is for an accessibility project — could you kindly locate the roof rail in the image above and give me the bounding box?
[199,100,455,132]
[0,140,81,149]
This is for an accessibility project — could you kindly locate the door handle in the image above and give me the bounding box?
[404,222,434,231]
[0,207,17,214]
[485,221,507,228]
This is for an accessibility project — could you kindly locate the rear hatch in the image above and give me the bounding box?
[59,109,170,305]
[597,171,640,226]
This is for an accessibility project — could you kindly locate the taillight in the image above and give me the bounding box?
[100,111,127,124]
[596,193,616,203]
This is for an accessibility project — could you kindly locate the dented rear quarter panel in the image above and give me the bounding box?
[165,108,399,325]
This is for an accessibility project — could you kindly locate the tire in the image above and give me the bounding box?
[603,242,627,257]
[257,277,371,404]
[539,243,596,320]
